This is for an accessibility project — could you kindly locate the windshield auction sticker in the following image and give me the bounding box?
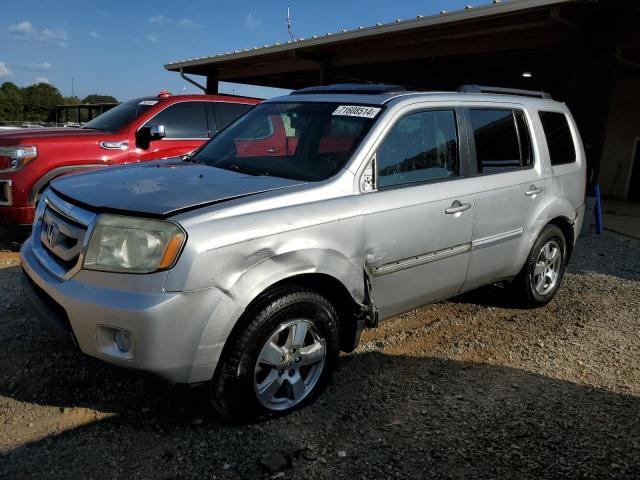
[139,100,159,106]
[333,105,381,118]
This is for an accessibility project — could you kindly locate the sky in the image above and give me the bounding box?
[0,0,492,100]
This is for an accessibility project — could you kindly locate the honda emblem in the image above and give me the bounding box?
[46,222,59,246]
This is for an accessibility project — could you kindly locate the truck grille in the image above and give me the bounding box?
[32,190,96,280]
[0,180,11,205]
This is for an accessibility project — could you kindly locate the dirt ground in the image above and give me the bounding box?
[0,230,639,479]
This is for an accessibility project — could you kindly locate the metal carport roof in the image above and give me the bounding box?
[164,0,581,91]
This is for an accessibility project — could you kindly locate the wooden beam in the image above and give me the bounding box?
[326,24,576,68]
[212,21,577,84]
[215,57,320,81]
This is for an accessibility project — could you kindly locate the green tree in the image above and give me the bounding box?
[82,94,118,104]
[0,82,24,122]
[22,82,64,122]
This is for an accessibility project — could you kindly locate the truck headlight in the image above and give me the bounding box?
[0,146,38,171]
[83,215,186,274]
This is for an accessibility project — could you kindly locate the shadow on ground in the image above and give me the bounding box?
[568,232,640,282]
[0,268,638,479]
[0,227,28,252]
[451,231,640,309]
[1,232,639,478]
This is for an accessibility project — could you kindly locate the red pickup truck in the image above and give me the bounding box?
[0,91,260,228]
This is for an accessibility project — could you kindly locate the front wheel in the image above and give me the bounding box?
[512,224,567,307]
[211,287,340,422]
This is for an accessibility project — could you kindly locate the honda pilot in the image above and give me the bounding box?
[21,84,586,421]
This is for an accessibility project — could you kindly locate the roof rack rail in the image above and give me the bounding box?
[291,83,406,96]
[457,85,552,100]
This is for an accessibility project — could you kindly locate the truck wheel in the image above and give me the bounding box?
[512,224,567,308]
[211,287,340,422]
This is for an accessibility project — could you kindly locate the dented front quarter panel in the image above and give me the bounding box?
[165,173,366,382]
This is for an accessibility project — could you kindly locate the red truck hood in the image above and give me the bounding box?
[0,128,104,143]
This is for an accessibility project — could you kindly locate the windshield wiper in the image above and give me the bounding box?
[181,152,198,163]
[222,163,266,176]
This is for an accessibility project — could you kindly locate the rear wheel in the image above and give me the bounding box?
[512,224,567,307]
[211,287,340,422]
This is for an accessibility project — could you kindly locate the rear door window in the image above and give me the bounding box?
[144,101,208,138]
[213,103,254,132]
[469,109,533,174]
[539,111,576,165]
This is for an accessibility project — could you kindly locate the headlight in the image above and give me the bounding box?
[0,146,38,171]
[83,215,186,274]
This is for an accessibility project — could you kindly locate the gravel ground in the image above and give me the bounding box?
[0,229,639,479]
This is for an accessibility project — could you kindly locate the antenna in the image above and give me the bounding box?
[286,6,297,41]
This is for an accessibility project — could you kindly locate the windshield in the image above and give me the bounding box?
[192,102,381,181]
[83,98,156,132]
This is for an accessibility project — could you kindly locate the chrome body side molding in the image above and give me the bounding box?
[472,228,524,251]
[371,243,472,277]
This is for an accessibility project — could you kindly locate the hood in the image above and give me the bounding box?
[50,159,307,217]
[0,127,102,142]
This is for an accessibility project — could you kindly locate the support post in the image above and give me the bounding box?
[206,75,219,94]
[318,64,334,86]
[594,184,604,235]
[565,2,621,193]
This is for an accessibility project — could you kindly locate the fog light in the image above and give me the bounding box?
[114,330,132,353]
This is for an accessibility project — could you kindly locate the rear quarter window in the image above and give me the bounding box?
[539,111,576,166]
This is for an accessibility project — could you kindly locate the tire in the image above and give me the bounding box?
[512,224,567,308]
[210,287,340,422]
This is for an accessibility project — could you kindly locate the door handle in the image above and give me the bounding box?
[525,185,544,197]
[445,201,471,215]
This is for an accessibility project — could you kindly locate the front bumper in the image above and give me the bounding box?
[0,205,35,226]
[20,237,223,383]
[0,176,36,226]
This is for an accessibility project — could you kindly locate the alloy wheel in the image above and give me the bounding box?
[532,239,562,296]
[253,319,326,411]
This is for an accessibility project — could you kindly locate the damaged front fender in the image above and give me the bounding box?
[165,197,368,382]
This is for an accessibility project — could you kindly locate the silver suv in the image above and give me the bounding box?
[21,84,586,421]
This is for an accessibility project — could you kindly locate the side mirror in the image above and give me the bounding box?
[136,124,166,150]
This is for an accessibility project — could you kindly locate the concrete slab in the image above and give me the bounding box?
[601,199,640,240]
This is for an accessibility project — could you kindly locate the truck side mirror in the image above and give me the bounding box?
[136,125,166,150]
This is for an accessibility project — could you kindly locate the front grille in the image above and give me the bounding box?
[32,190,96,280]
[40,207,86,270]
[0,180,11,205]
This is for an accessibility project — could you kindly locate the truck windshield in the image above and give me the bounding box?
[83,99,155,133]
[192,102,381,181]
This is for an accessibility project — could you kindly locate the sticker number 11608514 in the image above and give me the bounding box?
[332,105,381,119]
